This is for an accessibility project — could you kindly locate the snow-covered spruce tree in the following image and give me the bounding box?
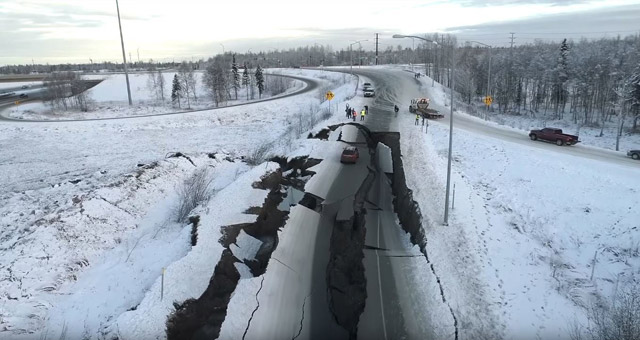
[171,74,182,108]
[231,54,240,100]
[255,64,265,99]
[242,65,250,100]
[551,39,570,117]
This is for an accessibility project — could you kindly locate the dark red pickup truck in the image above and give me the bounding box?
[529,128,580,146]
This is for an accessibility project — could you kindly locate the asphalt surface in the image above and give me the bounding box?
[0,74,318,122]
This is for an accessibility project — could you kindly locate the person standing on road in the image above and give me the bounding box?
[361,109,366,121]
[345,104,351,118]
[352,109,357,122]
[415,114,420,125]
[422,116,426,126]
[364,105,369,115]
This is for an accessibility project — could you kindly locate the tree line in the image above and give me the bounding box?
[448,35,640,131]
[155,55,267,109]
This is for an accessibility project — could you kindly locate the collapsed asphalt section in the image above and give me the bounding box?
[165,156,319,340]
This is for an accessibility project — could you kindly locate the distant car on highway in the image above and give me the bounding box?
[529,128,580,146]
[628,150,640,160]
[363,88,375,97]
[19,94,28,98]
[340,146,359,164]
[363,82,372,90]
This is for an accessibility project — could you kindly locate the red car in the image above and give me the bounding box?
[340,146,359,164]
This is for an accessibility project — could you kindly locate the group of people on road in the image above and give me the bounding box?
[414,73,422,79]
[345,104,368,121]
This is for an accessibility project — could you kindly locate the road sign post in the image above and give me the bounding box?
[483,96,492,119]
[326,91,334,113]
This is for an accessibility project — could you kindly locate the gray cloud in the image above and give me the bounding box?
[446,3,640,46]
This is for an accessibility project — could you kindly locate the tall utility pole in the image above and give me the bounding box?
[443,42,455,225]
[509,32,516,49]
[375,33,379,65]
[115,0,132,106]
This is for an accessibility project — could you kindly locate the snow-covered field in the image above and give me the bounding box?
[400,73,640,339]
[4,70,304,120]
[0,68,358,339]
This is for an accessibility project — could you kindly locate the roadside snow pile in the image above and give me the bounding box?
[398,111,640,339]
[112,162,277,340]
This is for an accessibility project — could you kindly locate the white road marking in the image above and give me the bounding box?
[376,215,388,340]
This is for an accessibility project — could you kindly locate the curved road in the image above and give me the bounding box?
[354,68,638,168]
[0,74,318,123]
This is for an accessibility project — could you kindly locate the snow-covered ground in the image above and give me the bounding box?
[3,70,304,120]
[0,68,358,339]
[400,72,640,339]
[2,65,637,340]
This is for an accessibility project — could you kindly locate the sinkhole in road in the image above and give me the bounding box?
[165,156,319,340]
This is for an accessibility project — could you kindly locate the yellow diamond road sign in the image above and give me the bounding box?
[483,96,493,106]
[325,91,334,101]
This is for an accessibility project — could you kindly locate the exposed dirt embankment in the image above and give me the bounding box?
[370,132,427,251]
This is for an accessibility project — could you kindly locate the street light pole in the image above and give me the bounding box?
[115,0,132,106]
[220,43,225,54]
[349,40,367,76]
[395,34,455,225]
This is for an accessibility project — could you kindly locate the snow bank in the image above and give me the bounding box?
[113,162,277,340]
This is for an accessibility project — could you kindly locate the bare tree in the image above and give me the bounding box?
[147,67,166,103]
[178,62,195,108]
[44,71,91,112]
[203,57,228,107]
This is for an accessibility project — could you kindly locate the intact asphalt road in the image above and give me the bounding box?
[0,74,318,122]
[355,67,638,167]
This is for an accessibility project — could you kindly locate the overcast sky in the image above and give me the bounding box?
[1,0,639,65]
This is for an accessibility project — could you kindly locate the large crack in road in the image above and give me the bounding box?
[166,156,319,340]
[370,132,459,340]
